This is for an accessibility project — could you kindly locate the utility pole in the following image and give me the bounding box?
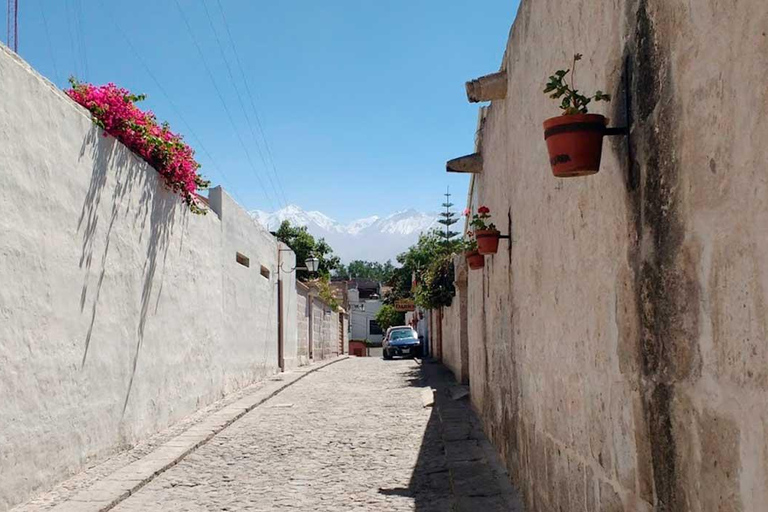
[6,0,18,52]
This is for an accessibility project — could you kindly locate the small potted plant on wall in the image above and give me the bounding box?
[464,237,484,270]
[542,53,611,177]
[469,206,500,255]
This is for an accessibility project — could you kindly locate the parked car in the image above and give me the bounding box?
[383,325,413,344]
[383,327,421,359]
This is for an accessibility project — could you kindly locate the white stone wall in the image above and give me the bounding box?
[0,46,294,509]
[449,0,768,510]
[278,245,299,370]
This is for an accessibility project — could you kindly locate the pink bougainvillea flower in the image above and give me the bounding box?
[463,208,471,216]
[478,206,490,214]
[65,78,209,214]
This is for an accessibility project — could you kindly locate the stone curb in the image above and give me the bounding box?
[49,356,350,512]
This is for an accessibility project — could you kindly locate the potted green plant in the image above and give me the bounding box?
[463,237,484,270]
[468,206,499,255]
[542,54,611,177]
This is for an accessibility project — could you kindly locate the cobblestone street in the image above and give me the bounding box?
[106,357,520,511]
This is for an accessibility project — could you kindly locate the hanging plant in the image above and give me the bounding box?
[463,236,484,270]
[468,206,500,255]
[66,78,210,214]
[542,54,612,177]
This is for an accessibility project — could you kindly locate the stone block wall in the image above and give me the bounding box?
[448,0,768,510]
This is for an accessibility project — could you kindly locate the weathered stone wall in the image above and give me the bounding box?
[296,283,311,364]
[454,0,768,510]
[311,296,340,360]
[0,46,297,509]
[441,256,469,384]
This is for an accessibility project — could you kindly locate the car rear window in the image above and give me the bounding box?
[390,329,416,340]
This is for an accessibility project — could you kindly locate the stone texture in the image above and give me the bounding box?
[439,0,768,511]
[77,358,523,511]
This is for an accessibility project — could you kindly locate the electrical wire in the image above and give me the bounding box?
[73,0,88,79]
[64,0,81,78]
[173,0,277,211]
[37,0,61,85]
[200,0,285,209]
[97,0,243,206]
[214,0,290,208]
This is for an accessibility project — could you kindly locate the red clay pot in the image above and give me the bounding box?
[475,229,500,255]
[466,250,484,270]
[543,114,607,177]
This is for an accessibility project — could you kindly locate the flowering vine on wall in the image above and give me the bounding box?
[66,78,210,214]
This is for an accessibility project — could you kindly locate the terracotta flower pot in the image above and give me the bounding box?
[466,250,484,270]
[543,114,607,177]
[475,229,500,255]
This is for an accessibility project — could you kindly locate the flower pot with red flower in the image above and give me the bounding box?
[463,238,484,270]
[469,206,500,255]
[542,54,612,177]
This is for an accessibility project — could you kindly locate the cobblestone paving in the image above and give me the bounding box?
[113,357,521,511]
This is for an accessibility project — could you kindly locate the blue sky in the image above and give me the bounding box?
[9,0,519,222]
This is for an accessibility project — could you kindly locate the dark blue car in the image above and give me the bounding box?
[383,328,421,359]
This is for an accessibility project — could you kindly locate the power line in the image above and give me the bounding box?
[96,0,243,206]
[200,0,285,209]
[214,0,290,208]
[37,0,61,84]
[173,0,277,211]
[64,0,81,78]
[73,0,88,79]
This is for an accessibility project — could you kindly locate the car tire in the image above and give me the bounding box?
[383,350,392,360]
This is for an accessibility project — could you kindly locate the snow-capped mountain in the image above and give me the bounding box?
[250,205,439,263]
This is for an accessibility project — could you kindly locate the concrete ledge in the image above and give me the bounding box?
[47,356,349,512]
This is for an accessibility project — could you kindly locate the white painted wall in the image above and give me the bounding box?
[0,46,294,510]
[349,299,384,343]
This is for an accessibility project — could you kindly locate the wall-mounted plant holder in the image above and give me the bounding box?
[466,251,485,270]
[476,230,511,255]
[542,55,632,178]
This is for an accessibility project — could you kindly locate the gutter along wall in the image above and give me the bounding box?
[0,45,301,509]
[443,0,768,510]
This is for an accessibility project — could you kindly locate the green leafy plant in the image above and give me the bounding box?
[543,54,611,115]
[375,304,406,331]
[273,221,340,282]
[462,237,478,253]
[315,277,340,312]
[414,253,455,309]
[466,206,496,232]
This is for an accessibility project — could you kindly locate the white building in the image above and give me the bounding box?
[347,281,384,343]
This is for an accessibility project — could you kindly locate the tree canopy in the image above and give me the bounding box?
[386,229,462,309]
[333,260,396,282]
[374,304,406,331]
[273,221,340,282]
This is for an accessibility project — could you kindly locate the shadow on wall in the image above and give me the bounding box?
[75,126,179,416]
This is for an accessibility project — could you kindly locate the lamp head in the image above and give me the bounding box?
[305,256,320,273]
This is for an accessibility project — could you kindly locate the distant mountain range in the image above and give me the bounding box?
[250,205,440,263]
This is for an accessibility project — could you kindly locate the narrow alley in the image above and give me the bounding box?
[34,358,521,512]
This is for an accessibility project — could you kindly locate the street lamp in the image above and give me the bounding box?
[304,256,320,273]
[278,250,320,274]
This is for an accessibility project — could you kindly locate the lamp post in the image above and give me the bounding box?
[277,249,320,370]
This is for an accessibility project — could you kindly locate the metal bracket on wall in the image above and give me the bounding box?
[603,55,634,180]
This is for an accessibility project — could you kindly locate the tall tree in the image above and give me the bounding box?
[273,221,340,281]
[438,187,459,243]
[334,260,396,282]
